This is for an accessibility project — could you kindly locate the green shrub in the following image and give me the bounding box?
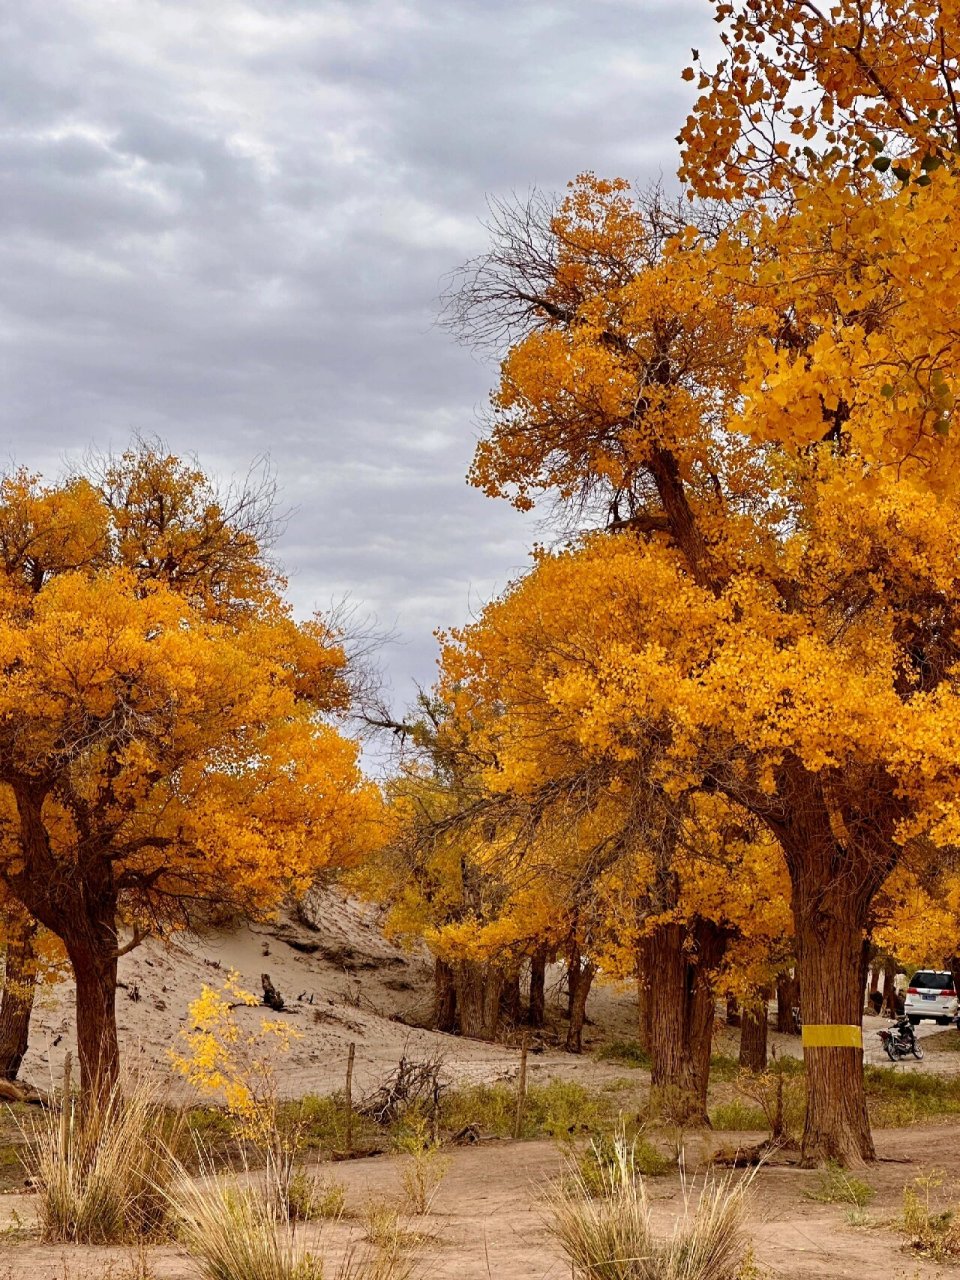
[575,1129,671,1193]
[708,1055,741,1083]
[595,1040,652,1069]
[865,1066,960,1127]
[440,1078,614,1140]
[805,1163,874,1208]
[708,1101,768,1132]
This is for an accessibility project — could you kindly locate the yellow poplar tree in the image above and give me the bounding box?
[447,159,960,1163]
[0,445,381,1096]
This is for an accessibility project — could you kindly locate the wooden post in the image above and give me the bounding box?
[513,1037,528,1140]
[345,1042,355,1153]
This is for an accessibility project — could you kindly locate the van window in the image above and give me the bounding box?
[912,971,952,989]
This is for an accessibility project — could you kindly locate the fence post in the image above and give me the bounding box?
[345,1041,356,1153]
[513,1037,528,1139]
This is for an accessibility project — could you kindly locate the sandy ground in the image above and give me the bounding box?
[21,887,645,1101]
[23,883,956,1103]
[0,1124,958,1279]
[6,890,960,1278]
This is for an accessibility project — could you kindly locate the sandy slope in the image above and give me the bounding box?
[21,887,639,1101]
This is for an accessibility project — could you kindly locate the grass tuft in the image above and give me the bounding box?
[169,1165,416,1280]
[708,1101,769,1132]
[548,1131,752,1279]
[595,1040,652,1069]
[23,1076,181,1244]
[898,1170,960,1261]
[804,1163,874,1208]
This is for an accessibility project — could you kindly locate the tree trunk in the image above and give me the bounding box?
[500,967,521,1026]
[452,960,501,1040]
[776,970,800,1033]
[738,988,770,1073]
[647,918,726,1125]
[10,784,121,1100]
[868,965,880,995]
[636,939,652,1055]
[52,879,122,1101]
[777,804,893,1168]
[882,955,898,1015]
[0,917,38,1080]
[528,948,546,1029]
[565,958,596,1053]
[726,995,741,1027]
[433,958,456,1033]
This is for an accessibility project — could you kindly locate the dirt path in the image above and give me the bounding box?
[1,1123,957,1279]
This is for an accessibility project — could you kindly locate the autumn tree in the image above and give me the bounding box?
[444,156,960,1164]
[435,542,795,1122]
[678,0,960,201]
[0,445,381,1096]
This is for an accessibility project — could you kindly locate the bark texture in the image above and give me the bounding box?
[527,949,546,1029]
[499,968,521,1026]
[433,959,457,1033]
[738,989,770,1072]
[0,918,38,1081]
[776,971,800,1034]
[452,960,502,1040]
[565,955,596,1053]
[771,775,897,1166]
[647,917,726,1125]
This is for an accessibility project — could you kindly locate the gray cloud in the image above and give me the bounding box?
[1,0,715,740]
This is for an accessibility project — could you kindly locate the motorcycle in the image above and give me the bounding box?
[878,1015,924,1061]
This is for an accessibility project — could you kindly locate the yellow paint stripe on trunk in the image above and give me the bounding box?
[801,1024,863,1049]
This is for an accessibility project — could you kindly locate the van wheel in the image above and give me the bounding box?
[938,1017,950,1026]
[909,1016,921,1026]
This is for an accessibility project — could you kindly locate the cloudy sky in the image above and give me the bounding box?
[2,0,714,733]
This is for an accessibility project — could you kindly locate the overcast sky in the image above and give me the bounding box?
[2,0,714,736]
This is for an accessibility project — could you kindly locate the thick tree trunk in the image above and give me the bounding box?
[11,784,121,1100]
[67,929,120,1100]
[779,801,892,1168]
[565,958,596,1054]
[452,960,502,1040]
[776,970,800,1034]
[500,967,521,1026]
[794,903,873,1164]
[433,958,456,1033]
[53,878,122,1100]
[636,940,652,1055]
[647,918,726,1125]
[738,988,770,1073]
[868,965,880,995]
[528,949,546,1029]
[0,918,38,1081]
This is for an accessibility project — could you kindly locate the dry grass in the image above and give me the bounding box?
[547,1133,752,1280]
[168,1167,417,1280]
[898,1170,960,1261]
[21,1075,181,1244]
